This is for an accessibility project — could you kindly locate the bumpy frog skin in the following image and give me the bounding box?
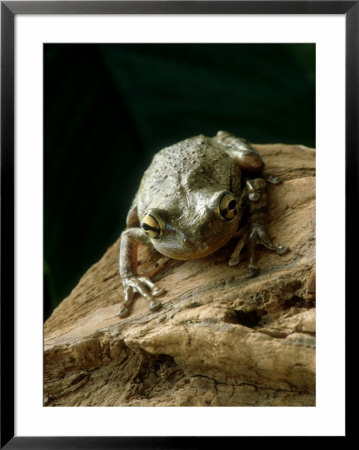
[118,131,288,318]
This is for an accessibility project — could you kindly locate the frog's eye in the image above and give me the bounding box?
[219,192,238,221]
[141,213,162,239]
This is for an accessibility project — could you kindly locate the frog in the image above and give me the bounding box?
[117,131,288,318]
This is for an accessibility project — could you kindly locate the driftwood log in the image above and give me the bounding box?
[44,143,316,407]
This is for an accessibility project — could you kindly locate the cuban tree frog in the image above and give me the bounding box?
[118,131,288,317]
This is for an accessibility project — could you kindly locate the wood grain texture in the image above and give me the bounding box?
[44,143,315,406]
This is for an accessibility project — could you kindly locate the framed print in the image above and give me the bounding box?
[1,1,354,447]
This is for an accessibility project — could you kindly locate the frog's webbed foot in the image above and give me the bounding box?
[116,276,165,317]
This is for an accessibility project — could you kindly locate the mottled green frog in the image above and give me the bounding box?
[118,131,288,317]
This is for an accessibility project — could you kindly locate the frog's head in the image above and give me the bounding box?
[140,188,243,260]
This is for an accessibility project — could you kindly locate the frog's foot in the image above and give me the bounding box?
[120,276,165,315]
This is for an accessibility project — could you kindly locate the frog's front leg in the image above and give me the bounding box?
[245,178,288,276]
[118,226,165,318]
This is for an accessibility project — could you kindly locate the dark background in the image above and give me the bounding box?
[44,43,315,319]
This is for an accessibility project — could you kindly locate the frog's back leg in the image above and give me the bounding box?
[214,130,264,174]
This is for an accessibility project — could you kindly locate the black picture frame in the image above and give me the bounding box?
[1,1,354,447]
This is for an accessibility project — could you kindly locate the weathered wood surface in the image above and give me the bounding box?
[44,143,316,406]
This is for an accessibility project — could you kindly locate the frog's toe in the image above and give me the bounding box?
[248,192,260,202]
[152,285,165,296]
[229,256,240,267]
[137,276,165,297]
[116,305,130,318]
[149,299,162,312]
[123,285,134,305]
[276,244,289,255]
[265,175,281,185]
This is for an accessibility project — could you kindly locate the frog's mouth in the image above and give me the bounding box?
[152,234,232,261]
